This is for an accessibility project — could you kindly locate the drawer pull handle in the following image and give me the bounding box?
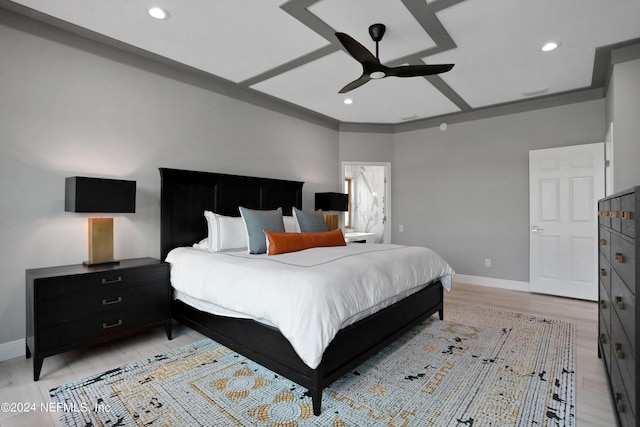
[103,319,123,329]
[101,276,123,285]
[599,210,610,217]
[622,211,633,220]
[599,300,607,309]
[615,296,625,310]
[615,253,625,263]
[599,239,607,246]
[610,211,620,218]
[102,297,123,306]
[599,333,607,344]
[600,268,607,277]
[615,343,624,359]
[615,393,625,413]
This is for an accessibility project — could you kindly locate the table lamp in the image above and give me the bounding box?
[315,192,348,231]
[65,177,136,266]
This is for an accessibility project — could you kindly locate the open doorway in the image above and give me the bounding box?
[342,162,391,243]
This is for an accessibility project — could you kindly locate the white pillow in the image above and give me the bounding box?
[193,238,210,251]
[203,211,248,252]
[283,215,300,233]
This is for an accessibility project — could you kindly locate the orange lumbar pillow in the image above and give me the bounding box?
[264,228,346,255]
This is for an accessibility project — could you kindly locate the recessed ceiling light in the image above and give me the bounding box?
[148,7,170,20]
[541,42,559,52]
[343,98,353,105]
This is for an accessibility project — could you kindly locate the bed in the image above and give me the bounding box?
[159,167,453,415]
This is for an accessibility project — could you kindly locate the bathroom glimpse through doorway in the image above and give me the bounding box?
[341,162,391,243]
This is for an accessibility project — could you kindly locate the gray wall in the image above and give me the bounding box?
[391,100,606,282]
[607,57,640,192]
[0,11,339,345]
[339,131,393,164]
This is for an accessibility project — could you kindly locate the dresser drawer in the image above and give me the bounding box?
[37,302,168,352]
[36,264,169,301]
[611,271,636,354]
[610,312,636,416]
[610,234,636,293]
[599,280,611,326]
[38,281,169,325]
[599,228,611,261]
[611,360,636,426]
[599,252,611,296]
[598,305,611,374]
[621,193,636,238]
[611,197,622,233]
[599,200,611,228]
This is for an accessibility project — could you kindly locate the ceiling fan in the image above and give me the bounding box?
[335,23,454,93]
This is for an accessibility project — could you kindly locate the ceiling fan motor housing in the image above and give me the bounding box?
[369,23,386,42]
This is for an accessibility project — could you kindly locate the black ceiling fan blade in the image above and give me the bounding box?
[335,32,379,65]
[386,63,454,77]
[339,75,371,93]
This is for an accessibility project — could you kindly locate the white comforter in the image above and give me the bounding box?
[166,244,454,369]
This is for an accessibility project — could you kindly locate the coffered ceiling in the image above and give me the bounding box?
[5,0,640,126]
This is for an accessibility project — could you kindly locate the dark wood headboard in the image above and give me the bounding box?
[159,168,304,260]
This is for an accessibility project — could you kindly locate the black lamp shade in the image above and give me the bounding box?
[65,177,136,213]
[315,192,348,211]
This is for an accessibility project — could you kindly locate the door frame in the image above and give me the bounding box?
[341,161,391,243]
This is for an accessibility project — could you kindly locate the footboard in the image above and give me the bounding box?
[172,280,443,416]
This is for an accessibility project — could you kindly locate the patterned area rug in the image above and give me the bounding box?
[50,303,575,426]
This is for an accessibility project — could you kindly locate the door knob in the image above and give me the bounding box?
[531,226,544,232]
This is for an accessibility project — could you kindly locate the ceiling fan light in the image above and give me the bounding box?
[370,71,386,79]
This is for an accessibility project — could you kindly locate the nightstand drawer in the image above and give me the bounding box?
[38,303,168,352]
[36,264,169,301]
[38,281,168,325]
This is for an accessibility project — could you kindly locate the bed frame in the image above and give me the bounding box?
[159,167,444,415]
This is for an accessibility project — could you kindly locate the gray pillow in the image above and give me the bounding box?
[293,207,328,232]
[239,207,285,254]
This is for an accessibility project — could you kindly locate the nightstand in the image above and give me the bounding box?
[345,232,377,244]
[26,257,171,381]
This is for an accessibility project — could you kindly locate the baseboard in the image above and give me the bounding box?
[0,338,25,362]
[454,274,530,292]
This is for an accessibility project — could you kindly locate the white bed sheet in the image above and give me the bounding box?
[166,244,454,369]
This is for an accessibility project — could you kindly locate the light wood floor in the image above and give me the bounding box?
[0,282,616,426]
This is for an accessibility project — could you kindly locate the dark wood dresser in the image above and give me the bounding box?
[26,257,171,381]
[598,187,639,426]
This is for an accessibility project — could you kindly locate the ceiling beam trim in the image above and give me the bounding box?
[240,44,338,87]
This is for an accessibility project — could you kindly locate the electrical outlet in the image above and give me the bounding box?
[484,258,492,267]
[399,225,404,232]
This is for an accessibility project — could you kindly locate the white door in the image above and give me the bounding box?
[529,143,604,301]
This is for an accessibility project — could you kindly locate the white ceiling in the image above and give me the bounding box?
[7,0,640,125]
